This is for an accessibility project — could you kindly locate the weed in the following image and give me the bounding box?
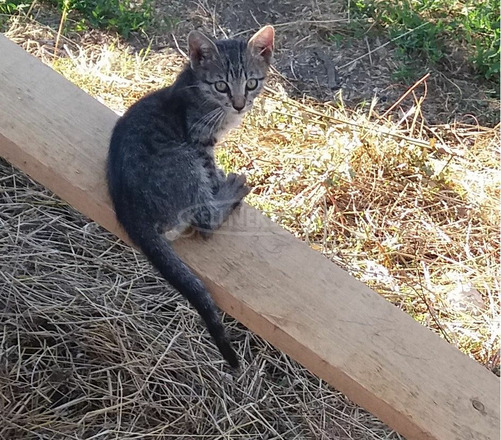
[350,0,500,81]
[0,0,31,15]
[463,0,501,79]
[62,0,152,37]
[390,47,427,83]
[0,0,153,37]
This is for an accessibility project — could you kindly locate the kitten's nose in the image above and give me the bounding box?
[232,96,245,111]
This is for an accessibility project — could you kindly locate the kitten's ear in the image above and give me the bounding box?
[248,25,274,64]
[188,30,219,69]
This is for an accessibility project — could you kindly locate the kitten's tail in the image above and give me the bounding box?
[131,227,239,368]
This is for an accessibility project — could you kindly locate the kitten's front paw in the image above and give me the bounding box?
[224,173,251,207]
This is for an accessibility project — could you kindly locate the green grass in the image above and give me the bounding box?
[350,0,500,81]
[62,0,152,37]
[0,0,26,16]
[0,0,152,37]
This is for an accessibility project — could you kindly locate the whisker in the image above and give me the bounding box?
[189,108,220,134]
[190,106,226,135]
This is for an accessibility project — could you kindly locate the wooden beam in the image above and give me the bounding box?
[0,35,498,440]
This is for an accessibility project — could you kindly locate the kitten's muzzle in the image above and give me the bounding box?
[231,96,245,111]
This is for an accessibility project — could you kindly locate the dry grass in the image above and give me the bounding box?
[1,12,499,439]
[0,159,402,439]
[237,89,500,366]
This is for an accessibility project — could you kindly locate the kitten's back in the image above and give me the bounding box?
[106,26,275,367]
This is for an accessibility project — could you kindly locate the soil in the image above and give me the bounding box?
[139,0,499,127]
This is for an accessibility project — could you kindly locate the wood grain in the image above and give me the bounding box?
[0,35,498,440]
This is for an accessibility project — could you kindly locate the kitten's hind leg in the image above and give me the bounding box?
[193,173,250,238]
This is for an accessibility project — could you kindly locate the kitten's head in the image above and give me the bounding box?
[188,26,274,115]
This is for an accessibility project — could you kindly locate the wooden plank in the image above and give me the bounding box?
[0,34,498,440]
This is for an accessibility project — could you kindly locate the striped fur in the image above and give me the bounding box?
[106,27,274,368]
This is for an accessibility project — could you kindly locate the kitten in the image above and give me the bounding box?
[106,26,274,368]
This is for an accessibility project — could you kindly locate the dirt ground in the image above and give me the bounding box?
[140,0,499,126]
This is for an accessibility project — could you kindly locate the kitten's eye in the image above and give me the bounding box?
[214,81,229,93]
[246,78,258,91]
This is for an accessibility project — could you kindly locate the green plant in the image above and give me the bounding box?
[461,0,500,79]
[0,0,152,37]
[349,0,500,81]
[391,61,420,83]
[351,0,449,62]
[57,0,152,37]
[0,0,31,14]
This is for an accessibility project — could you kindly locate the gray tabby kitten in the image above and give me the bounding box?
[106,26,274,368]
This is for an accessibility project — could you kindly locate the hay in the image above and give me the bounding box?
[0,159,401,438]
